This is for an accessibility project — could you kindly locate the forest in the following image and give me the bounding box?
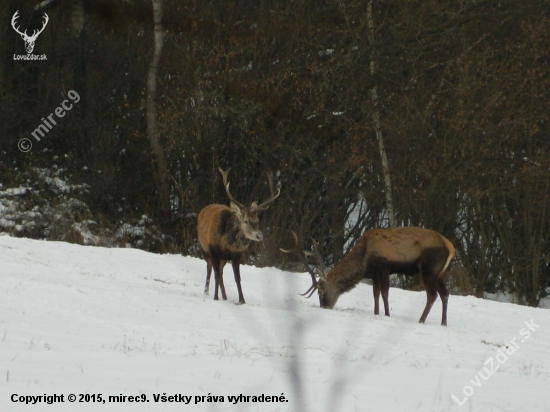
[1,0,549,307]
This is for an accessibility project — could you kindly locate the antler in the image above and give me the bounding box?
[11,11,49,40]
[280,230,327,298]
[29,13,49,41]
[251,171,280,211]
[11,11,25,37]
[218,167,245,209]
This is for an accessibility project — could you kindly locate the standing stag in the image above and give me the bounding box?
[292,227,455,325]
[197,168,280,304]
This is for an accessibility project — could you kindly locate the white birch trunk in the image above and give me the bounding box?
[367,1,397,228]
[147,0,170,217]
[71,0,85,34]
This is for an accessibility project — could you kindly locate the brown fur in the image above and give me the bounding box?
[198,204,255,256]
[317,227,455,325]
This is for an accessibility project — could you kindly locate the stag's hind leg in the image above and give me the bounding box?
[419,273,438,324]
[202,249,213,295]
[380,272,391,316]
[204,257,212,295]
[372,276,381,315]
[435,277,449,326]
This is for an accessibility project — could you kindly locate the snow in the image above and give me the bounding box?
[0,235,549,411]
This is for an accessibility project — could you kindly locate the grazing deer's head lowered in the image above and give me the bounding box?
[12,11,49,54]
[197,167,280,304]
[288,227,455,325]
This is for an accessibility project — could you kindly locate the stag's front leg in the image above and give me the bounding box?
[212,256,221,300]
[231,255,246,304]
[218,260,228,300]
[211,257,227,301]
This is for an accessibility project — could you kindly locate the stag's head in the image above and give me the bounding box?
[281,232,338,308]
[219,167,280,242]
[12,11,49,54]
[229,201,263,242]
[316,278,340,309]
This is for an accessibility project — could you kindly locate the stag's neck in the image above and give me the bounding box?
[227,217,250,252]
[233,230,251,251]
[327,240,366,293]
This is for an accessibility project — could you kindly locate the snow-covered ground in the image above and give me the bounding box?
[1,235,548,411]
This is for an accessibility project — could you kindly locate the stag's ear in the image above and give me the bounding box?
[230,201,243,218]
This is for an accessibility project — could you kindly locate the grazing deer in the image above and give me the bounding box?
[197,168,280,304]
[287,227,455,325]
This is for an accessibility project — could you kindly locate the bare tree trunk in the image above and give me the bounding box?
[70,0,87,113]
[147,0,170,218]
[71,0,85,33]
[367,1,396,228]
[0,0,10,82]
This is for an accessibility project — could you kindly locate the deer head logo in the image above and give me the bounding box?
[11,11,49,54]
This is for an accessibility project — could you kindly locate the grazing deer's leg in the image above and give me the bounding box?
[419,270,438,323]
[231,255,246,304]
[204,258,212,295]
[435,277,449,326]
[372,276,381,315]
[218,260,228,300]
[380,272,391,317]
